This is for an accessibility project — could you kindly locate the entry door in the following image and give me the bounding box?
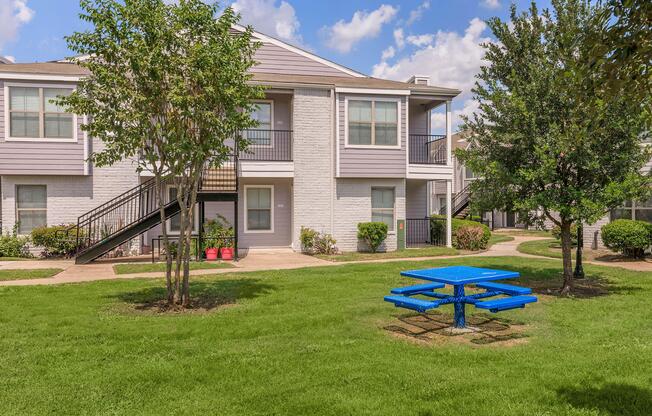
[506,212,516,228]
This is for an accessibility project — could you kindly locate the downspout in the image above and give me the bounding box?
[330,88,336,236]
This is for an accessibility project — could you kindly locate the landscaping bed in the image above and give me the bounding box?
[0,257,650,415]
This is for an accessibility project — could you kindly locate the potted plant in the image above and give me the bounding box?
[203,219,222,261]
[218,227,235,260]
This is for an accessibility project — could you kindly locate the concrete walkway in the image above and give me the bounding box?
[1,235,650,287]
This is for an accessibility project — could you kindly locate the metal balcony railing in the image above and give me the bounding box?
[239,129,292,162]
[409,134,447,165]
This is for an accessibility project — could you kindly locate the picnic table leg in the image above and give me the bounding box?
[453,284,465,328]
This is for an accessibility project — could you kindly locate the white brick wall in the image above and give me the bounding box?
[292,88,335,249]
[333,178,406,252]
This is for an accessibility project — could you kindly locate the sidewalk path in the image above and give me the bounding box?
[1,235,649,287]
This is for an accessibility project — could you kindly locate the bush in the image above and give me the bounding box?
[431,215,491,250]
[455,226,486,250]
[551,223,578,246]
[0,226,31,258]
[300,226,337,255]
[601,219,652,258]
[357,222,388,253]
[31,225,80,258]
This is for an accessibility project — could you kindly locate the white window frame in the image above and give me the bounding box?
[244,184,274,233]
[245,99,275,148]
[344,96,401,149]
[371,186,396,233]
[4,82,78,143]
[165,185,199,235]
[15,184,47,236]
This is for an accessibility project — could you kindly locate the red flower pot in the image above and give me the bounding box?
[205,247,219,261]
[220,247,234,260]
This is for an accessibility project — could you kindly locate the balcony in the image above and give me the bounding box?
[409,134,446,165]
[239,130,292,162]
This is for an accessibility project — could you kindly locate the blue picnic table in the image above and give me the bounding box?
[384,266,537,328]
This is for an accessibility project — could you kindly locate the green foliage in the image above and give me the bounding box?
[0,226,31,258]
[432,215,491,250]
[551,224,578,247]
[203,215,231,249]
[357,222,388,253]
[601,219,652,258]
[300,227,319,253]
[456,0,651,286]
[30,225,80,258]
[300,226,337,255]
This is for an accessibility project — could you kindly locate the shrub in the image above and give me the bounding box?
[551,223,578,246]
[300,227,319,253]
[601,219,652,258]
[31,225,80,258]
[300,226,337,255]
[0,226,31,258]
[455,226,486,250]
[357,222,388,253]
[431,215,491,250]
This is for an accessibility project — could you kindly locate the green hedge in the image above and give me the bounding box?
[31,225,80,258]
[357,222,388,253]
[601,219,652,258]
[0,227,31,258]
[431,215,491,250]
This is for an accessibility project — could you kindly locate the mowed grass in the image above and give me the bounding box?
[0,257,32,261]
[518,238,574,259]
[496,229,552,237]
[316,246,458,262]
[0,268,62,281]
[0,257,651,415]
[113,261,234,275]
[487,234,514,246]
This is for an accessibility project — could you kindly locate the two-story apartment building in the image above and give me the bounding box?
[0,27,460,263]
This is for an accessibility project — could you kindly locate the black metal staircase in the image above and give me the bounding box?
[440,184,471,218]
[69,156,238,264]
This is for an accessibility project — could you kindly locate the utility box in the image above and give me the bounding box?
[397,219,405,250]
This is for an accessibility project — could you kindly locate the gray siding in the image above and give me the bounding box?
[406,179,428,218]
[252,42,355,77]
[0,80,85,175]
[408,99,429,135]
[338,93,407,178]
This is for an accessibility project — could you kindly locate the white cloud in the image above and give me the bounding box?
[480,0,501,9]
[231,0,302,45]
[393,27,405,49]
[406,34,433,47]
[381,46,395,61]
[0,0,34,52]
[322,5,398,53]
[373,18,490,94]
[406,1,430,26]
[431,98,479,130]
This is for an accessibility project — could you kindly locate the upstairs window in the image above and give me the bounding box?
[348,99,398,147]
[247,101,273,145]
[7,86,74,140]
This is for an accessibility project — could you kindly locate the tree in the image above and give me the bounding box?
[458,0,651,295]
[61,0,262,306]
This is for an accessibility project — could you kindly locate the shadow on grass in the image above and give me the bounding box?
[557,383,652,416]
[467,260,641,298]
[111,278,274,314]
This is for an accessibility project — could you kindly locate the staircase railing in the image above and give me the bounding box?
[62,155,238,260]
[439,184,471,217]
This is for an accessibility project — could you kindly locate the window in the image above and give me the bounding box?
[246,186,273,232]
[372,187,395,231]
[347,99,398,146]
[8,86,74,140]
[464,167,476,179]
[166,187,198,233]
[247,101,273,145]
[611,198,652,223]
[16,185,47,234]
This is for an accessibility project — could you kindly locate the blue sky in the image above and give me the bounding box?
[0,0,552,130]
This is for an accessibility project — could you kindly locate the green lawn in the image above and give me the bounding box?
[518,238,573,259]
[113,261,234,275]
[316,246,458,262]
[0,257,32,261]
[0,257,650,415]
[496,229,552,237]
[0,268,62,281]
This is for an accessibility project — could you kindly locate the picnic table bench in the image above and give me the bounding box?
[384,266,537,328]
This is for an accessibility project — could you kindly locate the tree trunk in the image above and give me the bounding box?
[156,174,174,305]
[560,220,574,295]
